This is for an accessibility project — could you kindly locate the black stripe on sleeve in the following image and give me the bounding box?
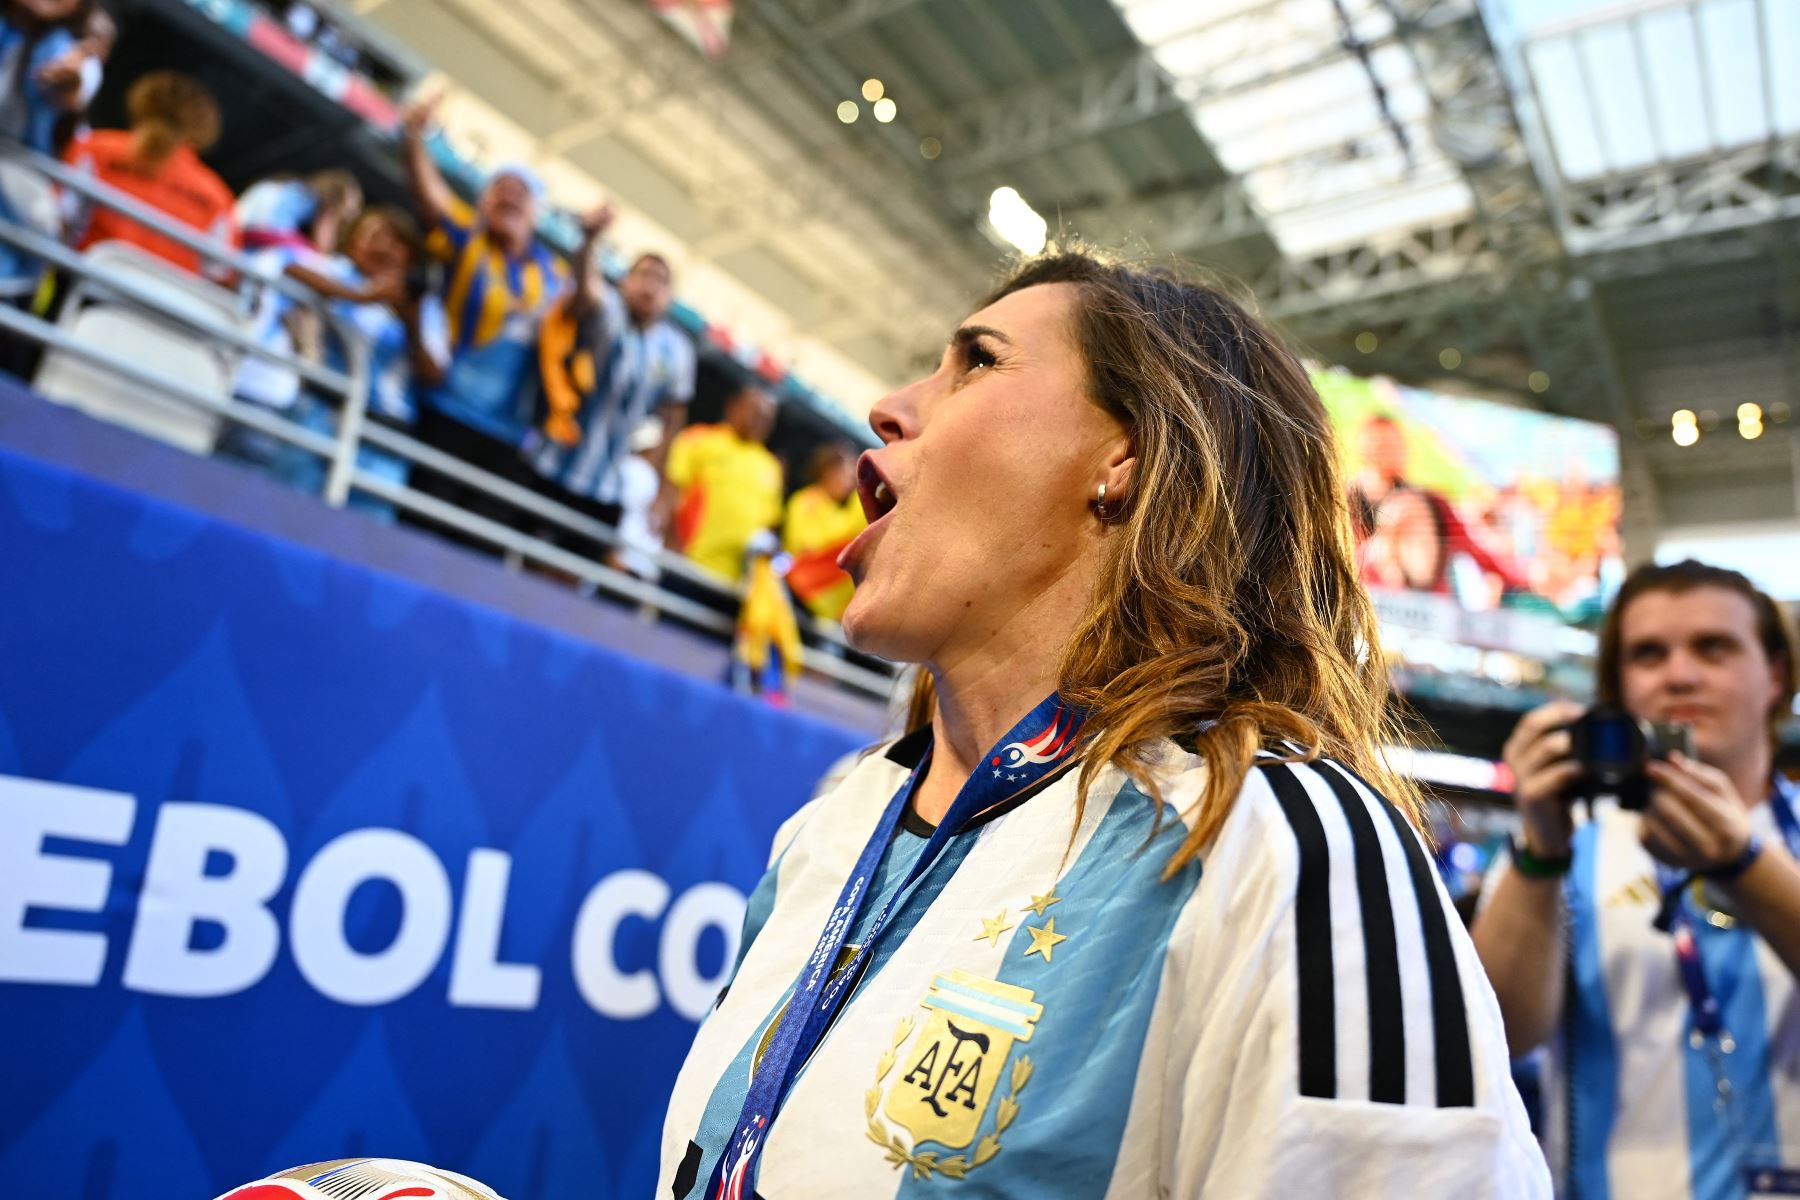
[1308,761,1408,1104]
[1261,763,1337,1100]
[1322,759,1476,1108]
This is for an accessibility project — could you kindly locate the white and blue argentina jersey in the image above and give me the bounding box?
[1542,781,1800,1200]
[234,244,323,411]
[659,733,1548,1198]
[317,258,451,426]
[535,282,696,502]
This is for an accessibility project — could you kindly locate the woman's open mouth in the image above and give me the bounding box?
[839,454,900,573]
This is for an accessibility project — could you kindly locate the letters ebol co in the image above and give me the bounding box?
[0,774,743,1021]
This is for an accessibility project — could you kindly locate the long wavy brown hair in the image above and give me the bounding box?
[904,249,1422,874]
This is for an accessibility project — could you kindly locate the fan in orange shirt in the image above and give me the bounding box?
[782,442,865,622]
[63,71,238,277]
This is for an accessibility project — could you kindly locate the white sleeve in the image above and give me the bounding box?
[418,293,452,371]
[664,327,696,407]
[76,55,103,109]
[1168,759,1550,1198]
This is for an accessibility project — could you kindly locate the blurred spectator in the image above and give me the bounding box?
[235,169,361,251]
[0,0,112,300]
[398,91,566,524]
[666,384,781,584]
[1349,412,1524,598]
[270,203,448,521]
[532,249,694,525]
[732,529,802,702]
[781,442,864,623]
[63,71,238,277]
[222,169,365,465]
[611,417,669,581]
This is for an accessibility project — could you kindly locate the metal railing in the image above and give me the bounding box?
[0,140,898,701]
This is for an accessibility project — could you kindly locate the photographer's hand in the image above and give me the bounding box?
[1641,753,1750,872]
[1644,754,1800,983]
[1501,699,1585,859]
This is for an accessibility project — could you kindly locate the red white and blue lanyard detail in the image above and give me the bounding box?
[704,693,1086,1200]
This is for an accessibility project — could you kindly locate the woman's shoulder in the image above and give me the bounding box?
[1171,750,1455,982]
[1176,753,1515,1126]
[763,730,922,864]
[1204,752,1430,884]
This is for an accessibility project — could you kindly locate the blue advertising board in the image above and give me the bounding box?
[0,445,865,1197]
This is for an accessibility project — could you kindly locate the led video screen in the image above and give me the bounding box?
[1315,369,1623,625]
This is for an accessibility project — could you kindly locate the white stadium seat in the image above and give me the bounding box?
[34,239,248,455]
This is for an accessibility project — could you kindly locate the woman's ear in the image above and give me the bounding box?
[1102,441,1135,505]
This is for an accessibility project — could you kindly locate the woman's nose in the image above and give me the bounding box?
[867,376,926,446]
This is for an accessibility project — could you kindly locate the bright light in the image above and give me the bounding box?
[861,78,884,102]
[987,186,1047,255]
[1741,417,1764,440]
[1438,347,1462,370]
[1527,370,1550,394]
[919,136,942,160]
[1672,408,1697,426]
[1673,422,1700,447]
[836,101,858,124]
[1355,331,1377,354]
[873,97,897,123]
[1738,402,1762,422]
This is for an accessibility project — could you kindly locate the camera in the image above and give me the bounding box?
[1564,705,1694,811]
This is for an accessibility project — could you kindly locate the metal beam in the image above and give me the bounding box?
[1057,180,1267,254]
[805,0,934,40]
[933,21,1404,182]
[1559,137,1800,256]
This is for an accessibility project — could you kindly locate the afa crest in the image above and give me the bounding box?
[865,970,1042,1180]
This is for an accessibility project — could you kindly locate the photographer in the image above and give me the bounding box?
[1471,559,1800,1199]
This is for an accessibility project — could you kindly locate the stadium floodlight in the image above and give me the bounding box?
[987,187,1047,255]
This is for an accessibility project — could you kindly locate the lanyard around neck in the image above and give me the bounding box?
[703,692,1087,1199]
[1655,778,1800,1040]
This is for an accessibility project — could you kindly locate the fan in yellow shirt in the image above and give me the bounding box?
[782,443,866,622]
[667,386,784,584]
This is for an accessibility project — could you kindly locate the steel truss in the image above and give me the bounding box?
[504,0,988,364]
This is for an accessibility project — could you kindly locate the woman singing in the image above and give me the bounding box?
[659,251,1547,1198]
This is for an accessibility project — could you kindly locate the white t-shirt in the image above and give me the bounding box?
[660,735,1548,1198]
[1513,781,1800,1200]
[612,452,663,579]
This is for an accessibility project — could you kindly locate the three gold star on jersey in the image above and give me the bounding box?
[975,889,1068,962]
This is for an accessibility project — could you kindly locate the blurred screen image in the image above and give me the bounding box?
[1316,369,1624,625]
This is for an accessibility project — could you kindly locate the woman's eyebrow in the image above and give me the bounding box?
[949,323,1012,349]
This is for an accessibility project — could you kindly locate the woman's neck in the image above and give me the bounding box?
[911,560,1093,825]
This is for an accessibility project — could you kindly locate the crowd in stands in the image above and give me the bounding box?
[0,20,870,673]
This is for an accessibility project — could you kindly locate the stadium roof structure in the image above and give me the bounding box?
[363,0,1799,553]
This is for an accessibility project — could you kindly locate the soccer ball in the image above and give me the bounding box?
[214,1158,506,1199]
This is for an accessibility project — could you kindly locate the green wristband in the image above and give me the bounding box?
[1510,835,1573,879]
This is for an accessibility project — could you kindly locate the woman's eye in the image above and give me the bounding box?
[963,341,996,371]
